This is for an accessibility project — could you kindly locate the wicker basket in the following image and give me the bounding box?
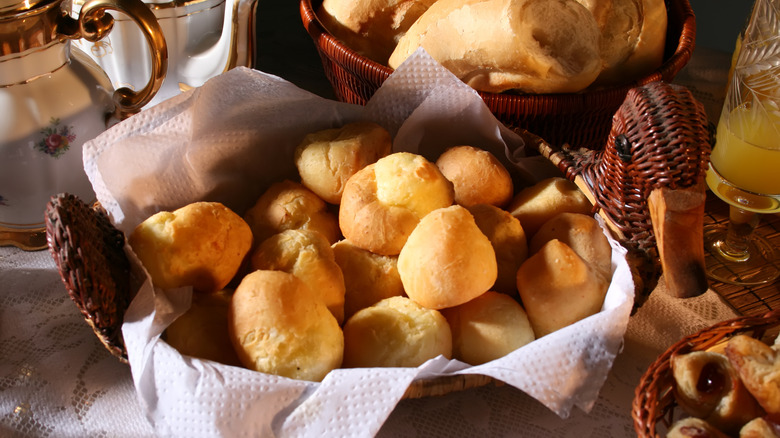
[632,309,780,437]
[300,0,696,149]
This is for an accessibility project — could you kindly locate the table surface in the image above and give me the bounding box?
[2,2,778,437]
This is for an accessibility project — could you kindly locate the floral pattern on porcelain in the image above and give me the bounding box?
[36,118,76,158]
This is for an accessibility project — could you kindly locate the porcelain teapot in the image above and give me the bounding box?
[0,0,167,250]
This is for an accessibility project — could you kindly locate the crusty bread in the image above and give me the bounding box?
[228,270,343,382]
[435,145,513,208]
[507,177,593,237]
[398,205,497,309]
[388,0,603,94]
[725,335,780,417]
[129,202,253,292]
[342,296,451,368]
[295,122,392,205]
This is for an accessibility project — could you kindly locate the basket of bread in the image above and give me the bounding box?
[300,0,696,149]
[44,61,648,435]
[633,309,780,437]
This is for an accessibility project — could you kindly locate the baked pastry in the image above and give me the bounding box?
[507,177,593,237]
[739,417,780,438]
[164,289,242,366]
[243,179,341,246]
[466,204,528,296]
[441,291,534,365]
[398,205,497,310]
[295,121,393,204]
[667,417,729,438]
[318,0,438,64]
[516,239,608,337]
[339,152,454,255]
[228,270,343,382]
[331,239,405,321]
[529,212,612,281]
[388,0,603,94]
[129,201,253,292]
[725,334,780,417]
[250,229,346,324]
[342,296,451,368]
[435,145,513,208]
[671,350,764,434]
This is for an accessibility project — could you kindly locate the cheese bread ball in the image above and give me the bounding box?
[516,239,608,337]
[435,145,513,208]
[398,205,497,309]
[507,177,593,237]
[228,270,343,382]
[129,201,253,292]
[339,152,454,255]
[342,296,451,368]
[250,229,346,324]
[164,289,242,366]
[441,291,535,365]
[243,180,340,246]
[332,239,405,320]
[467,204,528,296]
[295,121,393,204]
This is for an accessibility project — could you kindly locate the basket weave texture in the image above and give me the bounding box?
[632,309,780,437]
[300,0,696,149]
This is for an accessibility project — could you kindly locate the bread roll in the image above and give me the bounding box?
[332,239,405,320]
[466,204,528,296]
[739,417,780,438]
[388,0,602,94]
[516,239,608,337]
[529,212,612,281]
[164,289,242,366]
[319,0,438,64]
[250,229,346,324]
[342,296,451,368]
[129,202,253,292]
[295,122,392,204]
[441,291,534,365]
[398,205,497,309]
[339,152,454,255]
[228,270,343,382]
[725,335,780,417]
[243,180,340,246]
[435,145,513,208]
[507,177,593,237]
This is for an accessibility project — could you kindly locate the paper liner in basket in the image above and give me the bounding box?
[83,50,635,437]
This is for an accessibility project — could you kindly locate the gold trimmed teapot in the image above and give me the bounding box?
[0,0,167,250]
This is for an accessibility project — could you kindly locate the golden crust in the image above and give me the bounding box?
[435,145,513,208]
[726,335,780,416]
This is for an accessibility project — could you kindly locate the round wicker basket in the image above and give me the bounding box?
[632,309,780,437]
[299,0,696,149]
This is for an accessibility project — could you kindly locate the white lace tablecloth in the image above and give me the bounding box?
[0,245,739,438]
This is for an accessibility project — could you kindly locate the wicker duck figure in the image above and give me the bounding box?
[535,81,713,307]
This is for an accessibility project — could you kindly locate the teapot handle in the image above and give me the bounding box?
[76,0,168,118]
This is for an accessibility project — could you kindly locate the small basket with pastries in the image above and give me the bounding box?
[300,0,696,149]
[632,309,780,438]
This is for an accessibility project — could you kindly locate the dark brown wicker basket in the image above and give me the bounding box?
[300,0,697,149]
[632,309,780,438]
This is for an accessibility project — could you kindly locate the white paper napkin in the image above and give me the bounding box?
[82,49,635,437]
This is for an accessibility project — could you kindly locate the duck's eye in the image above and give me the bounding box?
[615,134,632,162]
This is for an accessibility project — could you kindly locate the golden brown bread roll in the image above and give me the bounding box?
[435,145,513,208]
[342,296,451,368]
[507,177,593,237]
[332,239,405,321]
[164,289,242,366]
[295,122,393,204]
[441,291,534,365]
[671,350,765,434]
[318,0,438,64]
[243,180,341,246]
[529,212,612,281]
[250,229,346,324]
[466,204,528,296]
[516,239,608,337]
[725,335,780,417]
[339,152,454,255]
[398,205,497,310]
[228,270,343,382]
[129,201,253,292]
[388,0,602,94]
